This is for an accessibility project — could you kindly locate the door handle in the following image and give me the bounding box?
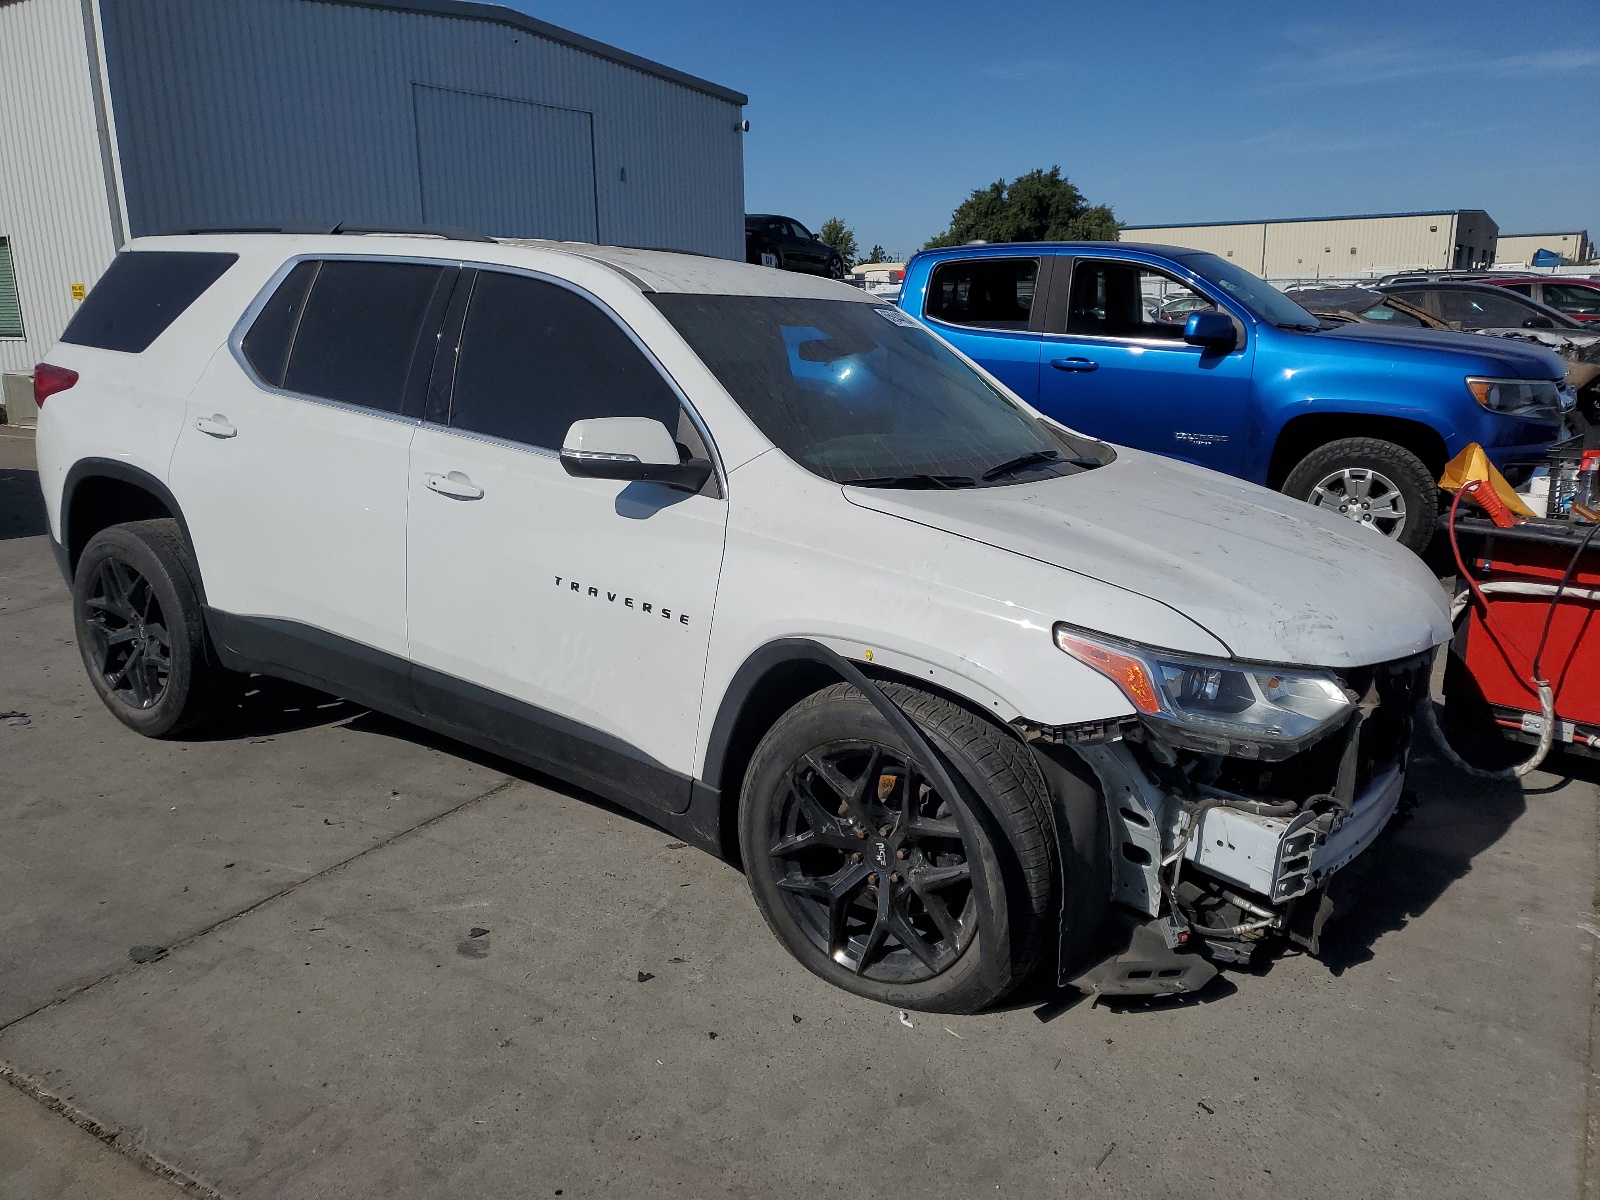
[425,471,484,501]
[195,414,236,438]
[1050,357,1099,373]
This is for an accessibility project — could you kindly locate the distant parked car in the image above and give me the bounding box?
[901,243,1571,551]
[745,215,846,279]
[1285,287,1441,329]
[1377,280,1585,333]
[1479,277,1600,324]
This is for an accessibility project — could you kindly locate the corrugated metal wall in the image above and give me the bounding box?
[0,0,121,374]
[95,0,746,258]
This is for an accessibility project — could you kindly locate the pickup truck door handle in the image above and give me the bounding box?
[1050,357,1099,373]
[425,471,484,501]
[195,414,236,438]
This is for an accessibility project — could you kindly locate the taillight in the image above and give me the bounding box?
[892,269,905,282]
[33,363,78,406]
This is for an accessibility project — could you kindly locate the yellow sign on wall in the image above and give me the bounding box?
[70,283,86,301]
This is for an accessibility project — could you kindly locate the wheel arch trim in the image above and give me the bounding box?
[60,458,204,600]
[701,636,1014,992]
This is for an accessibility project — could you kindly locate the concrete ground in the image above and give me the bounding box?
[2,422,1599,1199]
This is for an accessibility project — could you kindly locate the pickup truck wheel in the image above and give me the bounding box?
[72,519,229,738]
[740,682,1054,1013]
[1282,437,1438,553]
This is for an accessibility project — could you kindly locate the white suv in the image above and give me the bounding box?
[34,233,1449,1012]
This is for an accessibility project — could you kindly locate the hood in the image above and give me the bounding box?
[1312,322,1569,379]
[843,450,1450,669]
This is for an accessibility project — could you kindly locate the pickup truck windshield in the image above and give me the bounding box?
[1177,252,1320,331]
[650,294,1110,487]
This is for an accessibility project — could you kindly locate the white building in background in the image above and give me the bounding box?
[1122,210,1498,280]
[0,0,748,377]
[1493,231,1593,266]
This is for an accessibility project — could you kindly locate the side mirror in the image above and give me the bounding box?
[1523,316,1556,329]
[559,417,713,492]
[1183,309,1239,350]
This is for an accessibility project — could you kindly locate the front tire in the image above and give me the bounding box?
[739,682,1055,1013]
[828,256,845,280]
[1281,437,1438,553]
[72,519,230,737]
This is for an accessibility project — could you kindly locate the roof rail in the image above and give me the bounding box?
[153,223,495,243]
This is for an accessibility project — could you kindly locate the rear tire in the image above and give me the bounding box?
[1282,437,1438,554]
[739,682,1055,1013]
[72,519,230,737]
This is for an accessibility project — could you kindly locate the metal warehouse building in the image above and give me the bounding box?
[1122,210,1499,280]
[0,0,748,377]
[1494,230,1594,267]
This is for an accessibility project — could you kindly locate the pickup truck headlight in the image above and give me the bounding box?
[1466,376,1565,419]
[1053,624,1356,759]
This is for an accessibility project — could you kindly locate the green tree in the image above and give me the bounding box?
[924,166,1118,249]
[864,245,890,264]
[818,217,860,268]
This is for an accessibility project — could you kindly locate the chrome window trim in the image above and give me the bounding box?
[227,252,465,427]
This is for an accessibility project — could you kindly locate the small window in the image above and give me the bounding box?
[241,261,317,388]
[1505,283,1535,297]
[449,270,681,450]
[282,260,448,413]
[927,258,1038,330]
[1542,284,1600,317]
[1066,260,1214,339]
[0,238,23,340]
[60,250,237,353]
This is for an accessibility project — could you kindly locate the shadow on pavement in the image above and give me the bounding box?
[1316,755,1527,974]
[0,467,48,541]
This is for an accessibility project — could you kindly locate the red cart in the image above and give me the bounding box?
[1442,513,1600,760]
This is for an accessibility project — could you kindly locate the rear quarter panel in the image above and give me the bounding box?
[34,238,285,544]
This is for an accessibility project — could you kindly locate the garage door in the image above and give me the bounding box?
[413,85,599,243]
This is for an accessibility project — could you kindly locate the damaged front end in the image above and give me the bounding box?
[1021,640,1430,998]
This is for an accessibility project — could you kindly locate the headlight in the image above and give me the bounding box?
[1465,376,1564,419]
[1053,624,1356,759]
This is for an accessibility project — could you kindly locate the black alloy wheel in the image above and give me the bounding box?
[82,556,172,710]
[72,519,233,737]
[828,256,845,281]
[740,682,1057,1013]
[770,740,977,981]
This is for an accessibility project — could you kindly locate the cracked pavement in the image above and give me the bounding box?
[3,425,1599,1198]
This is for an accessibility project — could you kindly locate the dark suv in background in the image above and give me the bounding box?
[745,214,845,279]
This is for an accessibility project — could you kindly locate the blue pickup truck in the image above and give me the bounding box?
[900,243,1570,550]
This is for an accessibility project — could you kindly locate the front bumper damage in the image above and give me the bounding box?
[1028,653,1428,997]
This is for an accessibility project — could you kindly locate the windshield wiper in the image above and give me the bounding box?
[843,473,977,489]
[981,449,1061,480]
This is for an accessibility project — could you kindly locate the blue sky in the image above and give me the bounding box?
[512,0,1599,259]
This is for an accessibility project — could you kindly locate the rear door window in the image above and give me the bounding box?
[1065,260,1216,340]
[1542,284,1600,317]
[448,270,682,450]
[240,260,317,388]
[926,258,1039,330]
[281,260,451,413]
[60,251,237,353]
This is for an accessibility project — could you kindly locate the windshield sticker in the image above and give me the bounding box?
[874,307,920,328]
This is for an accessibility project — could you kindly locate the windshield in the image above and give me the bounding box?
[649,294,1111,487]
[1176,251,1320,330]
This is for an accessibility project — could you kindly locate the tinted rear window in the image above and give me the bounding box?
[60,251,237,353]
[282,260,448,413]
[926,258,1037,330]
